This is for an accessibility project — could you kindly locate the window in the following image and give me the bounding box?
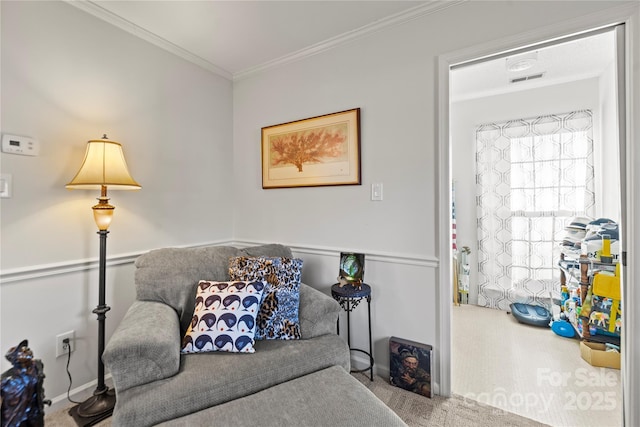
[476,111,594,309]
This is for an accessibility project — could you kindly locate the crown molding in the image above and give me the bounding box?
[64,0,234,80]
[233,0,467,81]
[65,0,465,82]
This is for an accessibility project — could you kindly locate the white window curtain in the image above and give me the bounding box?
[476,110,595,310]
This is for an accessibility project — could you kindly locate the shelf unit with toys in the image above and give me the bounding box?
[558,252,621,346]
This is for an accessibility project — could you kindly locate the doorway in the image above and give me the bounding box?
[441,22,625,425]
[450,30,619,310]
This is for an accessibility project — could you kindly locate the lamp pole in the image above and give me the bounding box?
[74,231,116,421]
[93,229,110,398]
[71,188,116,424]
[66,136,140,425]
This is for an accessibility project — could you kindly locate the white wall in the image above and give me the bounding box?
[451,78,606,304]
[0,0,234,400]
[1,0,638,415]
[233,15,442,385]
[599,59,622,220]
[233,0,634,392]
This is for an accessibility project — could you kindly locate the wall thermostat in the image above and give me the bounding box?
[2,134,40,156]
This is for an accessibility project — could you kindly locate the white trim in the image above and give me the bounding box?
[0,239,436,284]
[444,3,634,69]
[437,4,639,418]
[621,8,639,427]
[436,52,452,397]
[0,253,139,284]
[233,1,466,81]
[0,239,234,284]
[47,374,113,414]
[233,239,438,269]
[64,0,233,80]
[65,0,466,82]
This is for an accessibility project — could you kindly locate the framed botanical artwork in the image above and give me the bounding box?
[261,108,361,189]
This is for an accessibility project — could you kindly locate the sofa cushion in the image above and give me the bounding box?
[105,283,342,395]
[112,334,350,427]
[229,256,303,340]
[181,280,266,354]
[239,243,293,259]
[157,366,407,427]
[135,244,292,335]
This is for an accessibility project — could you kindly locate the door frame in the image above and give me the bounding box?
[436,4,638,425]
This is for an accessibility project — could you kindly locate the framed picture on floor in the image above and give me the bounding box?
[389,336,433,398]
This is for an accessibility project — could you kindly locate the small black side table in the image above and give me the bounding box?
[331,283,374,381]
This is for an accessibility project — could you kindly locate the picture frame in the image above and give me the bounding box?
[389,336,433,398]
[339,252,365,283]
[261,108,361,189]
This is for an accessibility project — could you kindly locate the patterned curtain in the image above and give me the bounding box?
[476,110,595,310]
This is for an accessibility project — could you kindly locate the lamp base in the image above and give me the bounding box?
[68,387,116,427]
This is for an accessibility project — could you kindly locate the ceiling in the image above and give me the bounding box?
[451,30,616,102]
[70,1,616,95]
[73,0,434,79]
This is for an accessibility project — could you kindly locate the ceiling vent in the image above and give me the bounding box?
[510,73,545,84]
[506,51,538,72]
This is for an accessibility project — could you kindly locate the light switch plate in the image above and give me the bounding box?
[371,183,383,201]
[0,173,11,198]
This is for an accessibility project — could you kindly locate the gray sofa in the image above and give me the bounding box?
[103,244,351,426]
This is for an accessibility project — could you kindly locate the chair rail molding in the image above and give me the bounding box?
[232,239,439,269]
[0,239,234,284]
[0,239,435,284]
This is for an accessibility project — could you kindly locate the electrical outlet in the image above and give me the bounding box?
[56,331,75,358]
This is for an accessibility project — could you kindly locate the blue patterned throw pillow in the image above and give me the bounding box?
[181,280,266,354]
[229,256,303,340]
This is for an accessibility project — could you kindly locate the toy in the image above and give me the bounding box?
[551,320,576,338]
[509,303,552,328]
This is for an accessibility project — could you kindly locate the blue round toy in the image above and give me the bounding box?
[551,320,575,338]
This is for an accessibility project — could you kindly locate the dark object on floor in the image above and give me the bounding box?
[1,339,51,427]
[510,303,552,327]
[389,336,433,398]
[68,388,116,426]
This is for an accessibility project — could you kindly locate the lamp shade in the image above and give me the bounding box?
[66,137,141,190]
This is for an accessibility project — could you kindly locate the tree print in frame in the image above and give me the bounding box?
[261,108,361,189]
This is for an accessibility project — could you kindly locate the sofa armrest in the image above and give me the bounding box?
[103,300,181,392]
[299,283,341,339]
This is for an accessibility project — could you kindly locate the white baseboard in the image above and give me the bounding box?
[351,351,440,395]
[46,374,114,414]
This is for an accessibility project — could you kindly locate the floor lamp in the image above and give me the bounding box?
[66,135,140,426]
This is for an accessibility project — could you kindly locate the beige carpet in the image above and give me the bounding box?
[45,373,546,427]
[353,373,547,427]
[452,304,622,427]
